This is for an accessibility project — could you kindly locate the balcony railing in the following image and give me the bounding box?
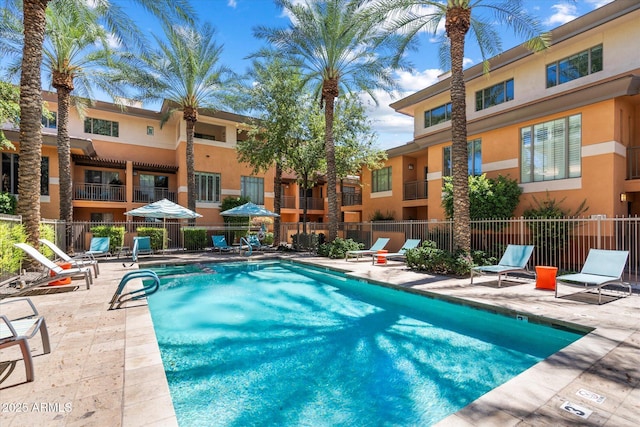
[133,186,176,203]
[629,146,640,180]
[299,197,324,211]
[73,183,125,202]
[341,192,362,206]
[403,179,428,200]
[281,195,296,209]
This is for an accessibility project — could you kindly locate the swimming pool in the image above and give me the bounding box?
[146,261,584,426]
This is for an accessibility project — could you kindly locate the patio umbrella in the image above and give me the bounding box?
[124,198,202,251]
[220,202,279,219]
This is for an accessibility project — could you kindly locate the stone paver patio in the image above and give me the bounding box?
[1,252,638,426]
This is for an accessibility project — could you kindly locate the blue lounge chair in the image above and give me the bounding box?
[123,236,153,267]
[85,237,111,258]
[345,238,390,261]
[14,243,93,289]
[555,249,630,304]
[212,235,233,253]
[0,298,51,382]
[372,239,421,265]
[470,244,535,287]
[39,238,99,277]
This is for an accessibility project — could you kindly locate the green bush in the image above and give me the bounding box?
[90,225,125,253]
[442,174,522,221]
[369,210,395,221]
[262,232,274,246]
[184,228,207,250]
[317,237,363,259]
[405,240,494,276]
[0,222,26,275]
[0,192,17,214]
[39,224,55,259]
[136,227,167,251]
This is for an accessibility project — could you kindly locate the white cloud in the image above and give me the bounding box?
[585,0,614,8]
[463,57,474,68]
[227,0,237,8]
[545,3,579,26]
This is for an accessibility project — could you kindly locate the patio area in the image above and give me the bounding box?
[1,252,639,426]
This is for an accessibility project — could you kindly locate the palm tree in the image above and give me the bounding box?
[369,0,548,252]
[254,0,406,242]
[2,0,194,251]
[119,22,233,218]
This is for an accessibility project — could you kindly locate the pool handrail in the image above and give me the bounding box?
[109,269,160,310]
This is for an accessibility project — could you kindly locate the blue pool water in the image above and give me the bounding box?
[146,261,584,426]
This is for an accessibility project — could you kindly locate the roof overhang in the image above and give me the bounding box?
[3,129,97,157]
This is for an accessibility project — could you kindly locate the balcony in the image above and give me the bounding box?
[281,195,296,209]
[341,192,362,206]
[300,197,324,211]
[629,146,640,180]
[403,179,428,200]
[73,183,125,202]
[133,186,177,203]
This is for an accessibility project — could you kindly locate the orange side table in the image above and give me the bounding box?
[535,266,558,290]
[49,262,72,286]
[376,250,388,264]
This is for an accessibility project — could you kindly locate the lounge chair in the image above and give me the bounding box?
[555,249,630,304]
[123,236,153,267]
[0,298,51,382]
[39,238,99,277]
[345,238,390,261]
[470,244,535,287]
[372,239,421,265]
[212,235,234,253]
[85,237,111,258]
[14,243,93,289]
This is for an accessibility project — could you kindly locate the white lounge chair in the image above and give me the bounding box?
[39,238,99,277]
[0,298,51,382]
[470,244,535,287]
[555,249,630,304]
[345,238,390,261]
[14,243,93,289]
[372,239,421,265]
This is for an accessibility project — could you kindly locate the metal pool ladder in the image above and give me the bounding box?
[109,270,160,310]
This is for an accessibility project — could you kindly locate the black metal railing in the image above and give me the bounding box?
[403,179,428,200]
[628,146,640,180]
[281,195,296,209]
[133,186,176,203]
[73,183,125,202]
[341,192,362,206]
[299,197,324,211]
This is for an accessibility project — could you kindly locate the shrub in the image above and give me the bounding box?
[369,210,395,221]
[136,227,166,251]
[0,222,26,276]
[317,237,363,259]
[405,240,494,276]
[39,224,55,259]
[0,192,17,214]
[442,174,522,221]
[90,225,125,253]
[184,228,207,250]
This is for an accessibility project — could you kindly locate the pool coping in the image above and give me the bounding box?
[1,253,638,426]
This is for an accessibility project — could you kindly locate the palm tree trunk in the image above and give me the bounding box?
[447,6,471,253]
[18,0,50,257]
[273,162,282,246]
[184,112,197,225]
[55,84,74,253]
[323,79,339,242]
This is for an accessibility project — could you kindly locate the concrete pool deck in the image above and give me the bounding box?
[1,252,638,426]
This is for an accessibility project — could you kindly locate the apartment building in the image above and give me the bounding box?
[361,0,640,221]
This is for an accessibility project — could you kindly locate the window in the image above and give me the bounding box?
[84,170,120,184]
[520,114,581,183]
[146,126,154,136]
[41,112,57,129]
[194,132,215,141]
[372,167,392,192]
[241,176,264,204]
[140,174,168,200]
[196,172,221,202]
[84,117,119,137]
[443,139,482,177]
[424,102,452,128]
[475,79,514,111]
[90,213,113,222]
[546,45,603,88]
[1,153,49,195]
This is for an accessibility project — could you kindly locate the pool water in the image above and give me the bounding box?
[146,261,584,426]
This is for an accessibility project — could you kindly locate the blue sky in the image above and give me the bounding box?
[6,0,615,150]
[130,0,616,149]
